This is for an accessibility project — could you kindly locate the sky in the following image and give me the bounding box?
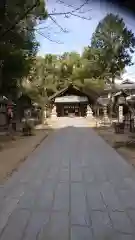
[36,0,135,81]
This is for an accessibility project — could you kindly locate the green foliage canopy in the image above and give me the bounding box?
[91,13,135,83]
[0,0,47,99]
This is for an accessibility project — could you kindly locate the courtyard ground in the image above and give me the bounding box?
[0,127,51,183]
[0,117,135,239]
[95,122,135,168]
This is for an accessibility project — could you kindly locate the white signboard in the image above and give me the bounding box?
[55,95,88,103]
[118,106,123,123]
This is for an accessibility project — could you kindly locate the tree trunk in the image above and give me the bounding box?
[112,75,115,85]
[41,106,45,124]
[109,75,115,120]
[41,105,47,124]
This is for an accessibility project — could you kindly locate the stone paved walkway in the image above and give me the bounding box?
[0,118,135,239]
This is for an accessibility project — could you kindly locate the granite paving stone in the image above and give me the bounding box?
[53,182,69,211]
[86,182,106,211]
[38,212,69,240]
[0,209,30,240]
[59,167,69,182]
[34,179,56,210]
[22,211,50,240]
[127,210,135,227]
[117,189,135,210]
[71,226,93,240]
[100,181,124,211]
[91,210,113,240]
[71,182,89,225]
[109,211,135,234]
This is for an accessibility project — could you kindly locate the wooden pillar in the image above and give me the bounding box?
[61,104,64,116]
[97,107,99,117]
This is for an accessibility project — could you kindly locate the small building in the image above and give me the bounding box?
[49,84,98,117]
[0,96,8,127]
[0,96,15,128]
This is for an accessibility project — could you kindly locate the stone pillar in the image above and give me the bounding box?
[44,108,46,119]
[103,105,109,124]
[51,105,57,118]
[86,105,93,118]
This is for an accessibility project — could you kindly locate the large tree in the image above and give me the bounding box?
[91,13,135,84]
[0,0,47,99]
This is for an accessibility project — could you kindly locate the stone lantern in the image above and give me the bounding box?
[96,97,110,123]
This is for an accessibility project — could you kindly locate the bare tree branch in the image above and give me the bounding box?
[12,0,92,45]
[48,0,90,16]
[56,0,92,14]
[36,29,63,44]
[69,12,91,20]
[43,0,91,38]
[49,15,69,33]
[35,25,53,31]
